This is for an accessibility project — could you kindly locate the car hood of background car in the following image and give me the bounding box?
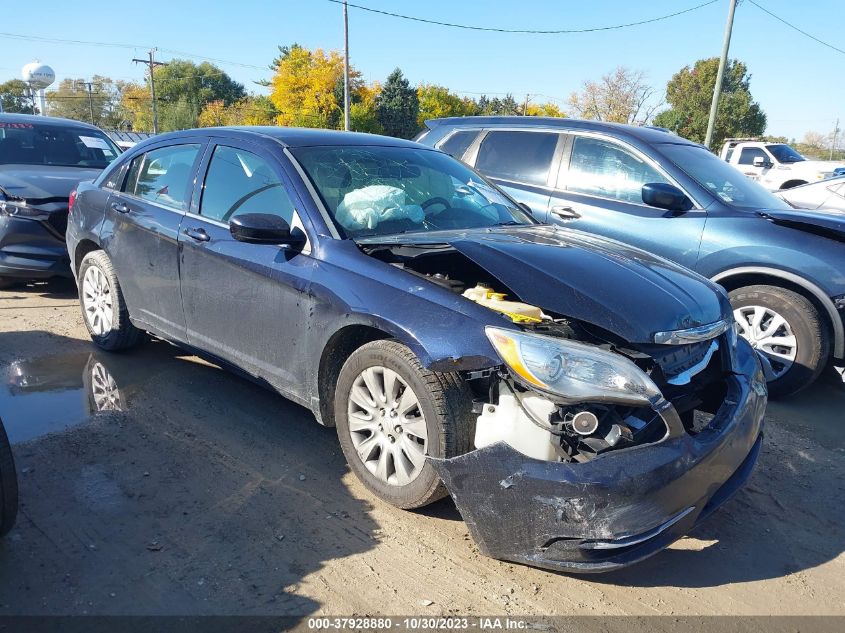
[0,165,101,203]
[359,225,730,344]
[758,208,845,241]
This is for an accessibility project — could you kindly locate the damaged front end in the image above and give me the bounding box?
[361,233,767,572]
[434,321,766,572]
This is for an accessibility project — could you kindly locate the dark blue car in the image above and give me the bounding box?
[0,114,121,287]
[67,127,765,572]
[417,117,845,397]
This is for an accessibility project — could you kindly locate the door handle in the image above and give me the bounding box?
[183,227,210,243]
[550,205,581,220]
[111,201,131,214]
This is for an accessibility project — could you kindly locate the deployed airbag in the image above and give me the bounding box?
[336,185,424,231]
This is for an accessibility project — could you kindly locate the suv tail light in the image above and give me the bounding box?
[68,188,78,214]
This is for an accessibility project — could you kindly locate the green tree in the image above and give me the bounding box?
[375,68,419,139]
[0,79,34,114]
[653,58,766,148]
[475,94,521,116]
[152,60,245,130]
[416,84,477,127]
[46,76,128,127]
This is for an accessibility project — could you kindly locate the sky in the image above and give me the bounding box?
[0,0,841,140]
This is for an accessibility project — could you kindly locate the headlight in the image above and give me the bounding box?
[0,197,41,218]
[485,327,662,406]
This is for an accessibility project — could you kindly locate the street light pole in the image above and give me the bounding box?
[343,1,351,131]
[704,0,738,149]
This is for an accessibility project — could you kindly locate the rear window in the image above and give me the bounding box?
[0,121,120,168]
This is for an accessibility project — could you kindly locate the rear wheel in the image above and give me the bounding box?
[730,285,830,397]
[78,251,145,351]
[334,339,474,509]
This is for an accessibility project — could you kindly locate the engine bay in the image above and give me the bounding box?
[364,242,732,464]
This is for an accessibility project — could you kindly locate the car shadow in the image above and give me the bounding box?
[0,277,78,301]
[0,332,379,619]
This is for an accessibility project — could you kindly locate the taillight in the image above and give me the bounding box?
[68,189,78,214]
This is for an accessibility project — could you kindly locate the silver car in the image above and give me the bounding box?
[778,176,845,212]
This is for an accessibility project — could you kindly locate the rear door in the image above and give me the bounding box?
[545,133,706,268]
[178,139,316,394]
[470,129,561,216]
[101,141,203,340]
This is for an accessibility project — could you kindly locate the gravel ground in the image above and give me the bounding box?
[0,279,843,619]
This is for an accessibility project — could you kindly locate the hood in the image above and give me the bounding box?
[0,165,102,204]
[758,208,845,242]
[361,225,730,344]
[799,160,845,172]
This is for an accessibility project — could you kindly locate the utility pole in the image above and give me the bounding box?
[132,49,167,134]
[76,81,96,125]
[704,0,738,149]
[831,118,840,160]
[523,93,531,116]
[343,1,351,131]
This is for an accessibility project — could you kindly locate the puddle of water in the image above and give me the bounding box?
[0,352,126,445]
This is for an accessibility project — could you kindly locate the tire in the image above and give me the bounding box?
[0,417,18,538]
[78,250,145,351]
[334,339,474,509]
[729,285,830,398]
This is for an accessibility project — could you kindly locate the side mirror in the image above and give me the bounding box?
[229,213,305,247]
[641,183,693,212]
[753,156,772,169]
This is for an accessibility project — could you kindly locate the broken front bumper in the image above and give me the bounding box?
[431,340,766,573]
[0,214,71,280]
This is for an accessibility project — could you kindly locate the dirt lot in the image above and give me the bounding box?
[0,279,843,618]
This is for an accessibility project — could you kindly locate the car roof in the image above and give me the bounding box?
[426,116,700,147]
[0,112,106,132]
[148,126,425,149]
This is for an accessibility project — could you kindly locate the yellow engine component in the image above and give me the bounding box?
[462,284,544,324]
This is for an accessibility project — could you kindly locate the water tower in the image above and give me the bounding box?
[21,61,55,116]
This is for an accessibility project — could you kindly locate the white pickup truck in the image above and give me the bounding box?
[719,139,845,191]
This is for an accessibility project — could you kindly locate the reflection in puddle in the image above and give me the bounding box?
[1,351,126,444]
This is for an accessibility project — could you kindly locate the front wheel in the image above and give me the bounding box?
[0,417,18,538]
[334,340,474,509]
[730,285,830,397]
[78,251,145,351]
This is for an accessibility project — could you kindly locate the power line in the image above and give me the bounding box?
[327,0,719,34]
[746,0,845,56]
[0,31,267,70]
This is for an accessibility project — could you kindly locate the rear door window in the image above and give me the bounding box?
[437,131,477,161]
[566,136,669,204]
[475,131,558,186]
[122,144,201,210]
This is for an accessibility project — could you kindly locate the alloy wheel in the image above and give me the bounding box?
[347,366,429,486]
[734,305,798,381]
[82,266,114,336]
